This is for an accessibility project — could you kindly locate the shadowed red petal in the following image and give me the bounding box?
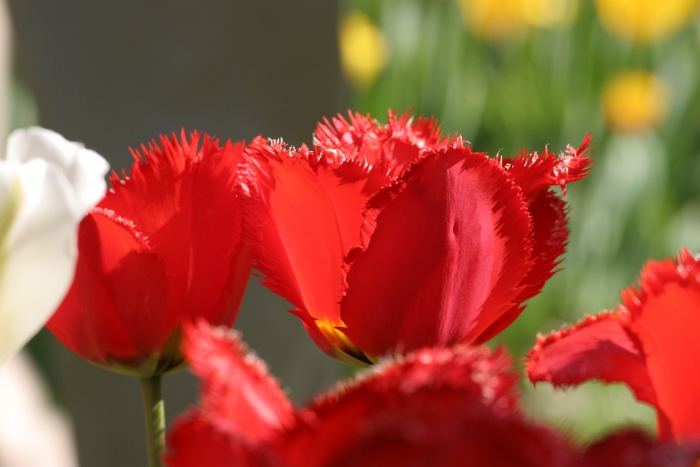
[474,192,568,344]
[622,251,700,442]
[476,139,593,344]
[526,312,657,407]
[283,391,573,467]
[101,132,252,327]
[166,417,266,467]
[340,145,533,357]
[47,210,172,368]
[582,429,700,467]
[278,347,574,467]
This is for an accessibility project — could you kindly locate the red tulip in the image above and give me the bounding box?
[166,321,576,467]
[47,131,253,377]
[239,110,592,365]
[527,249,700,442]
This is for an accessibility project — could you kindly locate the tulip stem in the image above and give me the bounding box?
[140,375,165,467]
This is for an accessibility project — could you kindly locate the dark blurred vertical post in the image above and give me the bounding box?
[8,1,345,466]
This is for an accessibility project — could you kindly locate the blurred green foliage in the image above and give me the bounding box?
[344,0,700,443]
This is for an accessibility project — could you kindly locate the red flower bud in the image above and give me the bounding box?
[47,131,253,377]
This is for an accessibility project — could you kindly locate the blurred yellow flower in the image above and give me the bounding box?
[339,11,388,89]
[595,0,699,42]
[458,0,528,39]
[522,0,579,29]
[602,71,670,133]
[458,0,578,39]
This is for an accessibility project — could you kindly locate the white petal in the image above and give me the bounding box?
[6,127,110,215]
[0,160,79,364]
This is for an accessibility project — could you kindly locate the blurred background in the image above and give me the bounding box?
[2,0,700,465]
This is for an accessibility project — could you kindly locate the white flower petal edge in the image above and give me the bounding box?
[0,128,109,364]
[6,127,110,215]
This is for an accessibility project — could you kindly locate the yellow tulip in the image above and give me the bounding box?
[458,0,578,39]
[602,71,670,132]
[339,11,389,89]
[595,0,699,42]
[458,0,528,39]
[522,0,579,29]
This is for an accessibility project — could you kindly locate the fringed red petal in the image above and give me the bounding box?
[180,321,294,442]
[101,131,252,327]
[526,312,657,407]
[473,191,570,344]
[340,144,533,357]
[313,109,449,186]
[277,346,574,467]
[501,134,593,198]
[620,251,700,442]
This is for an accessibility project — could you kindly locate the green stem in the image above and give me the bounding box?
[140,375,165,467]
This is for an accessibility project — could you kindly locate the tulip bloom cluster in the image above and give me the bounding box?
[166,321,700,467]
[240,112,592,364]
[10,110,700,467]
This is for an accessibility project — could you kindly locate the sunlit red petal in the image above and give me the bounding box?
[501,135,593,198]
[313,110,447,171]
[340,145,533,357]
[101,132,252,327]
[622,251,700,441]
[47,210,172,367]
[526,312,657,407]
[238,139,375,363]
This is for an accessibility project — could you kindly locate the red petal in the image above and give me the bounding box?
[340,145,533,357]
[238,139,375,363]
[582,429,700,467]
[313,109,448,172]
[47,210,172,367]
[622,251,700,442]
[475,138,592,344]
[501,134,593,198]
[166,415,264,467]
[180,321,294,442]
[526,312,657,407]
[102,132,252,328]
[314,346,521,413]
[474,192,569,344]
[279,346,574,467]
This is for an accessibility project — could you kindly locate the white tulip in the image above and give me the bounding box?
[0,128,109,364]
